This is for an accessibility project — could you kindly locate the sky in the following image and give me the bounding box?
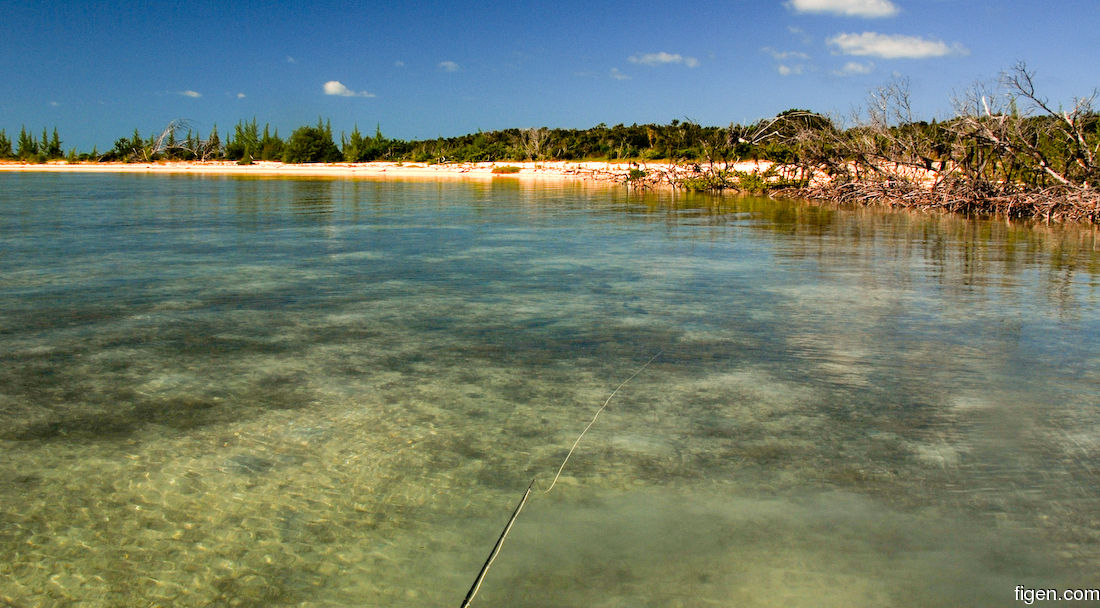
[2,0,1097,152]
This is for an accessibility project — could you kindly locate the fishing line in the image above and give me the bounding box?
[458,350,662,607]
[458,479,535,608]
[542,349,663,494]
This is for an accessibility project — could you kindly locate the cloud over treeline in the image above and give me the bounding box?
[323,80,375,97]
[787,0,899,18]
[828,32,968,58]
[629,52,699,68]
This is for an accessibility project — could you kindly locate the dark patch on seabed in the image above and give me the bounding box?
[1,364,317,441]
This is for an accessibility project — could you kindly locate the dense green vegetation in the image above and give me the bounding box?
[0,114,840,166]
[281,119,342,164]
[0,126,69,163]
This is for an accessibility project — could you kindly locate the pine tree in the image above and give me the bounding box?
[165,128,177,159]
[130,128,144,161]
[184,129,197,159]
[225,118,260,161]
[344,124,365,162]
[0,129,12,159]
[363,123,388,161]
[246,118,258,150]
[17,127,36,160]
[144,133,158,161]
[259,124,283,161]
[206,124,221,159]
[48,127,63,159]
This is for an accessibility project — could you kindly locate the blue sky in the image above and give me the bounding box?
[2,0,1097,152]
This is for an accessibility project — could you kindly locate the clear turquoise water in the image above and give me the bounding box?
[1,173,1098,607]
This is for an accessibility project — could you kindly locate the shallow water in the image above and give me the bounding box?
[1,173,1099,607]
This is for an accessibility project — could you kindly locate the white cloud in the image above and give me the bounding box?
[833,61,875,75]
[286,56,297,64]
[763,47,811,60]
[610,68,631,81]
[323,80,376,98]
[236,92,246,99]
[629,52,700,68]
[786,0,899,18]
[827,32,968,58]
[766,47,809,76]
[49,101,61,107]
[438,60,460,72]
[787,25,813,43]
[179,90,202,98]
[394,60,406,68]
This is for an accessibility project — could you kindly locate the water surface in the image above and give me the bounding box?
[1,173,1098,607]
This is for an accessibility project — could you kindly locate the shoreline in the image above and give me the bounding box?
[4,160,1096,224]
[0,159,668,182]
[0,159,774,186]
[0,160,622,181]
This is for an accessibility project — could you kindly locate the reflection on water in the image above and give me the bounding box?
[1,173,1098,607]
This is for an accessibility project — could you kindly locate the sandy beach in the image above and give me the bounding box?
[0,160,637,182]
[0,159,777,185]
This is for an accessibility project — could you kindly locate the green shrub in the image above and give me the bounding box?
[491,165,521,174]
[734,170,769,193]
[282,125,341,163]
[678,170,735,192]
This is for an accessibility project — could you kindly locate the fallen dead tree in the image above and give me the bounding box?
[769,63,1099,224]
[774,178,1100,224]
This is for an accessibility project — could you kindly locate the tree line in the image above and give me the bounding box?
[0,116,821,165]
[0,127,66,162]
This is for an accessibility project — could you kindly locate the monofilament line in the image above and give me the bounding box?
[457,350,661,608]
[542,349,662,494]
[459,479,535,608]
